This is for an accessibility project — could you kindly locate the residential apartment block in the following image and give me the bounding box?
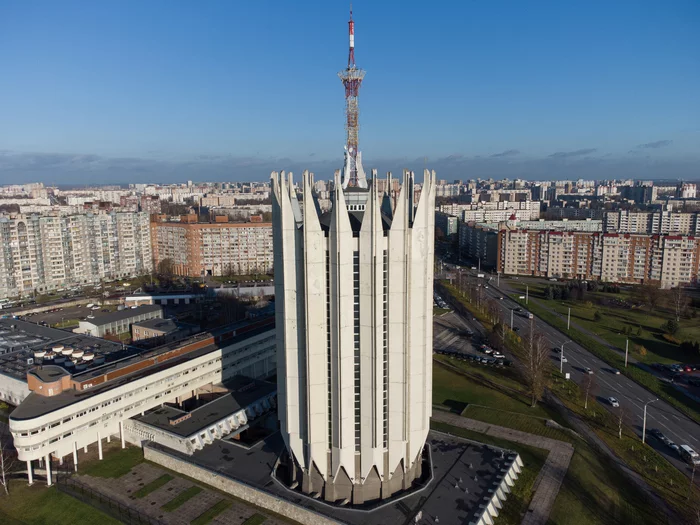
[151,215,273,277]
[498,228,700,288]
[0,211,153,298]
[603,210,700,235]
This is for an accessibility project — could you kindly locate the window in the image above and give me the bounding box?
[353,250,361,450]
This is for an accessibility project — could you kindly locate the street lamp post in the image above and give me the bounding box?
[510,309,514,330]
[526,285,529,305]
[560,341,571,374]
[567,307,571,331]
[642,399,659,444]
[497,272,500,287]
[625,339,629,368]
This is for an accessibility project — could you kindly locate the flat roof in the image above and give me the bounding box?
[148,430,522,525]
[10,317,274,421]
[134,376,276,438]
[82,305,162,327]
[0,319,127,381]
[132,318,179,333]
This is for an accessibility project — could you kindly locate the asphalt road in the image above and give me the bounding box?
[444,269,700,482]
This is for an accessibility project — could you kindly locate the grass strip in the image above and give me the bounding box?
[190,499,232,525]
[131,474,173,499]
[242,514,267,525]
[549,373,700,523]
[161,486,203,512]
[0,481,122,525]
[81,446,144,478]
[510,294,700,425]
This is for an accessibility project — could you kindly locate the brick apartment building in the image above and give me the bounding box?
[151,215,273,277]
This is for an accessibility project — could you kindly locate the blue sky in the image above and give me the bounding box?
[1,0,699,184]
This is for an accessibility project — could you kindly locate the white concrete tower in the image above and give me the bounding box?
[272,167,436,504]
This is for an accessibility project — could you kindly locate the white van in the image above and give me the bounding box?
[679,445,700,466]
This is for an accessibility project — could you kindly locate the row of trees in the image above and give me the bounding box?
[451,273,551,408]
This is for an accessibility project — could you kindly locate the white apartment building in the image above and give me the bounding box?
[8,317,276,485]
[272,167,436,504]
[0,211,152,298]
[604,210,700,235]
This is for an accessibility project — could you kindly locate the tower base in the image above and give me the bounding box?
[275,445,431,508]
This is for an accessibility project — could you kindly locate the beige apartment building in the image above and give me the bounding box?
[151,215,273,277]
[0,211,152,298]
[498,228,700,288]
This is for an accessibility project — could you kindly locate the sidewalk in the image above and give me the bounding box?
[432,411,574,525]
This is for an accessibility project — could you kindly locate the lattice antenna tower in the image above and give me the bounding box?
[338,4,365,187]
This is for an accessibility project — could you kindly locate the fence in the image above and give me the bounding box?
[55,468,165,525]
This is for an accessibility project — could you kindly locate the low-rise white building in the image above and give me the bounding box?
[9,316,276,485]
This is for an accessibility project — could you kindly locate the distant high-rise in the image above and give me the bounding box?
[272,168,436,504]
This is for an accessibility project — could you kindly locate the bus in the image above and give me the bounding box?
[0,298,10,309]
[679,445,700,466]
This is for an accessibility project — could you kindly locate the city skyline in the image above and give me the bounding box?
[1,1,699,184]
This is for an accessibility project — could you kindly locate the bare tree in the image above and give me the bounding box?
[583,373,597,410]
[0,423,17,495]
[522,325,550,407]
[668,286,690,322]
[637,284,663,313]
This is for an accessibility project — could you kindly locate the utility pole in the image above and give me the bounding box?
[642,399,658,444]
[625,339,629,368]
[560,341,571,374]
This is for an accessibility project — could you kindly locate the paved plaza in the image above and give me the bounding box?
[76,462,287,525]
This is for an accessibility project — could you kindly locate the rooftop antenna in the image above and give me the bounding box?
[338,3,365,187]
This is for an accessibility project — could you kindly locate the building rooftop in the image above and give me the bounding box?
[80,305,163,327]
[134,376,276,438]
[132,318,179,333]
[0,319,128,381]
[148,429,520,525]
[10,316,274,421]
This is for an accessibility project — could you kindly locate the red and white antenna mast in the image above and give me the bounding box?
[338,4,365,187]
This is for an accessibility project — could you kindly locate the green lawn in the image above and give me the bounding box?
[191,499,232,525]
[433,362,551,418]
[433,353,668,525]
[242,514,267,525]
[509,281,700,365]
[0,481,122,525]
[162,486,203,512]
[132,474,173,499]
[549,373,700,523]
[433,307,451,316]
[510,293,700,425]
[81,445,144,478]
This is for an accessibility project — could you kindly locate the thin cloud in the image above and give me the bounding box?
[548,148,597,158]
[636,140,672,149]
[491,149,520,158]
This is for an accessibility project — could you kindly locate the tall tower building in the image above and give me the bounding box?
[272,168,436,504]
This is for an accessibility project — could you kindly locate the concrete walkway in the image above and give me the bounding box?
[432,411,574,525]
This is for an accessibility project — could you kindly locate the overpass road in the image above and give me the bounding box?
[442,270,700,483]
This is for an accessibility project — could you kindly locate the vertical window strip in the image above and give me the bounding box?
[353,251,361,451]
[326,250,332,449]
[382,250,388,448]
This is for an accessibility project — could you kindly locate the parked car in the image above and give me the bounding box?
[607,397,620,407]
[584,367,594,374]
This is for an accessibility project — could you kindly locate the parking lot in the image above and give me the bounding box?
[18,304,116,328]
